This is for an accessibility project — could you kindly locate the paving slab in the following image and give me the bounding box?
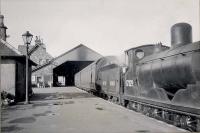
[1,87,187,133]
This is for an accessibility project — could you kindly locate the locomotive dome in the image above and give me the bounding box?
[171,23,192,47]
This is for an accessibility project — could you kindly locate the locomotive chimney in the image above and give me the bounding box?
[171,23,192,47]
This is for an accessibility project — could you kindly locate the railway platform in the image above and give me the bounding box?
[1,87,188,133]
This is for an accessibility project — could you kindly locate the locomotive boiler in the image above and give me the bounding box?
[136,23,200,107]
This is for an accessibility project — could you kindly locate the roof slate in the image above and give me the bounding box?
[0,39,22,56]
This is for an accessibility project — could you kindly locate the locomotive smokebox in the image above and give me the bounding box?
[171,23,192,46]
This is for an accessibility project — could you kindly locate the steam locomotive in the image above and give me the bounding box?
[75,23,200,131]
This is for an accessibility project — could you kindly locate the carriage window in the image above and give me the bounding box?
[135,49,144,59]
[128,50,133,66]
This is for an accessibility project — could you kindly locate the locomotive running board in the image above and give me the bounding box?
[122,95,200,117]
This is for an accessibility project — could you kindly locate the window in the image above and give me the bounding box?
[32,76,36,82]
[135,49,145,59]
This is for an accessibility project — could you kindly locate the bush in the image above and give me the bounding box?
[1,91,15,106]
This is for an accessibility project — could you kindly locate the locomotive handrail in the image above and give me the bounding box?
[136,49,200,65]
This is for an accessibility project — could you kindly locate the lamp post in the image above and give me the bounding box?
[22,31,33,104]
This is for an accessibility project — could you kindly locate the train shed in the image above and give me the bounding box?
[33,44,102,87]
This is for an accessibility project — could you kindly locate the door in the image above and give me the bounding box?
[1,60,16,96]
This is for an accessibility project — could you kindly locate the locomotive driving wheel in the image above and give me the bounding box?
[173,114,181,127]
[162,110,170,121]
[152,108,160,118]
[179,115,193,130]
[197,119,200,132]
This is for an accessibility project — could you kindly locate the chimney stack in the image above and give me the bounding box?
[0,14,7,41]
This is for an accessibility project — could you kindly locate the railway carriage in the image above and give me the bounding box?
[97,56,123,103]
[75,61,96,92]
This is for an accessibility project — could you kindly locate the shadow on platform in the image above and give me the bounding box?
[30,92,95,101]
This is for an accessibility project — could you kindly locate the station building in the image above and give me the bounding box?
[0,39,37,101]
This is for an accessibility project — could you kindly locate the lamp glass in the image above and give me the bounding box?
[22,31,33,44]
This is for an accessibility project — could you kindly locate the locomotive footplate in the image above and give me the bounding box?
[122,95,200,117]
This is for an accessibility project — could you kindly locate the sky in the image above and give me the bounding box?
[1,0,200,57]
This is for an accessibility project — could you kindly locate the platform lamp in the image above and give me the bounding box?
[22,31,33,104]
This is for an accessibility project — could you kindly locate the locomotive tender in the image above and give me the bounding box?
[75,23,200,131]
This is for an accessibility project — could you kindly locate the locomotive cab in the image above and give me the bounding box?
[123,44,169,98]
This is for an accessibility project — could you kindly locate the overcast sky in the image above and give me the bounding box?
[2,0,200,57]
